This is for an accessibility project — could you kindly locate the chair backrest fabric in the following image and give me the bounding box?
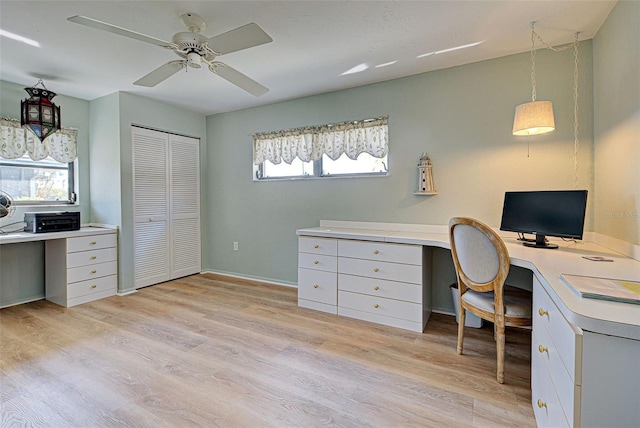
[452,224,500,284]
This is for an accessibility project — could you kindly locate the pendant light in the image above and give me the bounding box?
[512,22,555,136]
[20,79,61,141]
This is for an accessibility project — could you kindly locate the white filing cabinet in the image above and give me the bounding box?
[297,237,338,314]
[337,240,429,332]
[45,231,118,307]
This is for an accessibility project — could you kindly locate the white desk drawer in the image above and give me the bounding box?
[532,345,570,428]
[338,273,422,303]
[299,237,337,256]
[338,240,421,265]
[298,268,337,305]
[533,329,579,427]
[533,279,583,385]
[298,252,337,272]
[67,274,117,300]
[67,247,117,268]
[338,290,422,322]
[67,261,117,284]
[338,257,421,284]
[67,234,116,253]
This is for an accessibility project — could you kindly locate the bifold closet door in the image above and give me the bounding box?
[132,127,170,288]
[169,134,201,279]
[132,127,201,289]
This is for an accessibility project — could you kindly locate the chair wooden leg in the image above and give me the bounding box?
[457,308,466,354]
[496,326,505,384]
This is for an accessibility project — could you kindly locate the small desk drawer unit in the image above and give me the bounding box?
[46,232,118,307]
[337,240,428,332]
[298,237,338,314]
[532,277,583,427]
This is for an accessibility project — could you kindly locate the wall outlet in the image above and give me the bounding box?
[233,241,239,251]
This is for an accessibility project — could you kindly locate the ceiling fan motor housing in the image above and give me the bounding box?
[172,32,215,65]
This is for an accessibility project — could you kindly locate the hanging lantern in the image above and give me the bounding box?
[20,79,61,141]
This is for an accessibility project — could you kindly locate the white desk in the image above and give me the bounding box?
[297,221,640,428]
[1,226,118,307]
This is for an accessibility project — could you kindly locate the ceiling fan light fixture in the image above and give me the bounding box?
[187,52,202,68]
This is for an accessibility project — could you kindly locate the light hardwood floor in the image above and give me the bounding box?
[0,273,535,427]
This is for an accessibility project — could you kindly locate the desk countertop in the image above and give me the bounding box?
[297,221,640,340]
[0,226,117,245]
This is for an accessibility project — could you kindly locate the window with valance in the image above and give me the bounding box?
[0,118,77,204]
[253,116,389,179]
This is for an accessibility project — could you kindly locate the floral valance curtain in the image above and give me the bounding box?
[253,116,388,165]
[0,118,78,163]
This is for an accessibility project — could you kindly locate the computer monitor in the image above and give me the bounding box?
[500,190,588,249]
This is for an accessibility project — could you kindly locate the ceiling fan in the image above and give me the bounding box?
[68,13,272,96]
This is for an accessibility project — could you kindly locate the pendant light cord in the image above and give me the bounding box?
[531,24,581,189]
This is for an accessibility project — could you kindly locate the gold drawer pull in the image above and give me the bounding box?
[91,256,97,260]
[537,399,547,409]
[538,345,549,354]
[314,244,319,249]
[313,284,319,289]
[374,286,379,291]
[373,268,379,272]
[91,270,97,274]
[373,250,379,254]
[91,285,97,289]
[314,260,319,265]
[90,241,97,245]
[373,304,379,309]
[538,308,549,317]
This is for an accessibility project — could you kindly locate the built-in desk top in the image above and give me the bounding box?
[298,220,640,341]
[0,225,117,245]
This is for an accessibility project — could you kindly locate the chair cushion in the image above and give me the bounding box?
[461,287,532,318]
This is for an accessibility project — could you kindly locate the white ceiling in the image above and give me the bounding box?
[0,1,616,116]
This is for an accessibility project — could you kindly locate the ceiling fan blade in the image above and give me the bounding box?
[209,62,268,96]
[207,23,273,55]
[134,61,185,87]
[68,15,174,48]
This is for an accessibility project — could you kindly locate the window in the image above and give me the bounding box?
[254,116,389,180]
[0,118,78,204]
[0,154,75,204]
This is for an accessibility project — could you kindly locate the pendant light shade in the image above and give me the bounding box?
[512,100,555,136]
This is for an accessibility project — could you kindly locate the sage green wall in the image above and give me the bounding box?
[205,44,593,312]
[593,0,640,245]
[0,79,90,306]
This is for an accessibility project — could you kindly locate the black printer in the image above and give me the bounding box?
[24,211,81,233]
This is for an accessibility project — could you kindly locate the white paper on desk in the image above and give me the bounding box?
[560,274,640,305]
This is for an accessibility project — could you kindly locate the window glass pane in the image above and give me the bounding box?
[0,155,71,202]
[262,158,314,178]
[322,153,388,176]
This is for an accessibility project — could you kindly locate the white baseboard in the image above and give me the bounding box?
[201,270,297,288]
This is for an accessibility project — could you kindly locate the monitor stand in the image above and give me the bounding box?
[523,234,558,249]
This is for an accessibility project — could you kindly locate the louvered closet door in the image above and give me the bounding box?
[132,127,170,288]
[169,134,201,278]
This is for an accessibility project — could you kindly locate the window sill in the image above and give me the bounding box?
[254,172,389,182]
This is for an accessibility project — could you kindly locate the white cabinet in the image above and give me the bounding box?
[297,236,431,332]
[45,231,118,307]
[132,127,201,289]
[338,240,430,332]
[297,237,337,314]
[532,277,640,428]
